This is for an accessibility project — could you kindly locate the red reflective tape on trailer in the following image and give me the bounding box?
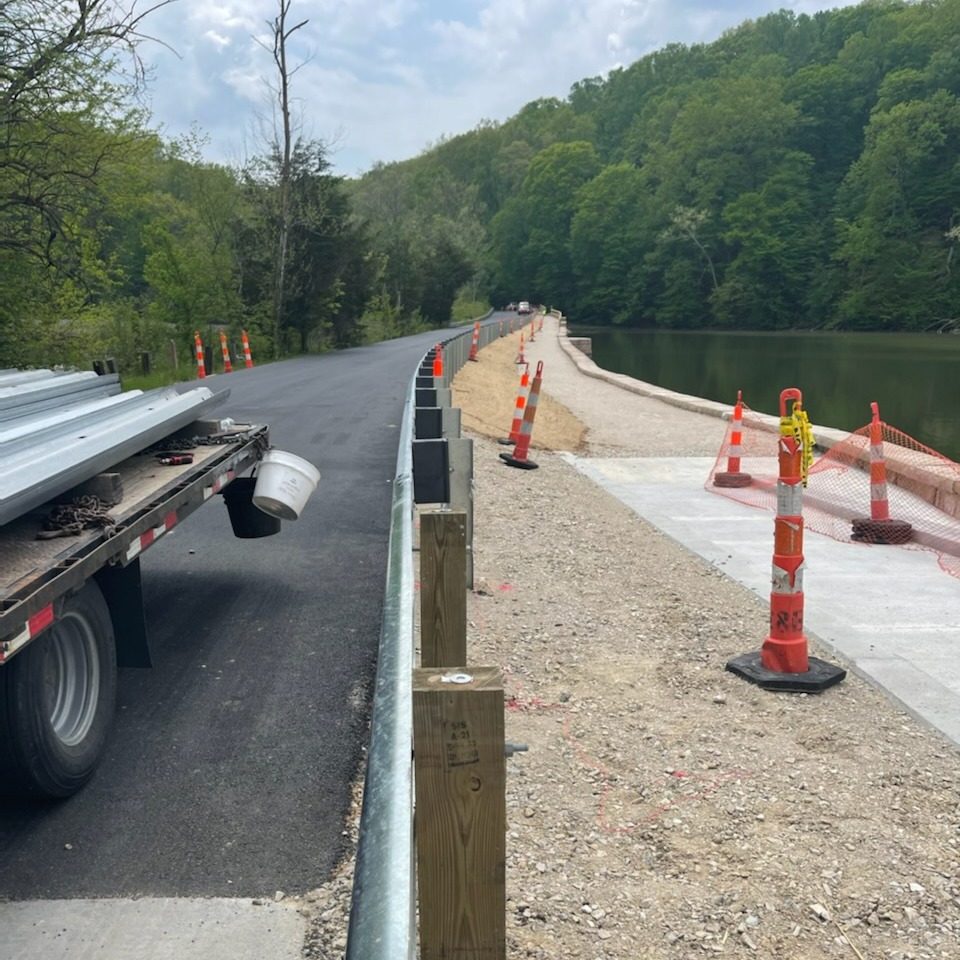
[29,604,54,635]
[207,469,237,498]
[125,516,174,562]
[2,603,54,661]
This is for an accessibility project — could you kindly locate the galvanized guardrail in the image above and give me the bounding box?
[345,313,505,958]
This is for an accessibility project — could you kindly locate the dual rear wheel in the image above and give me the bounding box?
[0,581,117,799]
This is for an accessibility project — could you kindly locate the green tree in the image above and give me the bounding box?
[491,141,599,305]
[0,0,178,365]
[569,164,655,325]
[714,152,819,329]
[833,90,960,330]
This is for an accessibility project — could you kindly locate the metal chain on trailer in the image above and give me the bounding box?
[143,427,266,454]
[36,496,117,540]
[35,428,271,540]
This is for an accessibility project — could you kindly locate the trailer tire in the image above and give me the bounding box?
[0,581,117,799]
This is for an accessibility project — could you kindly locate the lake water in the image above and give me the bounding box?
[569,327,960,462]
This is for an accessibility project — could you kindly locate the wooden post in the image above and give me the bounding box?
[420,508,467,668]
[413,667,506,960]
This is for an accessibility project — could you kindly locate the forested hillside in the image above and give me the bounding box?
[386,0,959,332]
[2,0,957,374]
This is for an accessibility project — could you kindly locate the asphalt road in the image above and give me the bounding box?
[0,331,446,900]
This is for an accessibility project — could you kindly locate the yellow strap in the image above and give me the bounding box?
[779,404,816,486]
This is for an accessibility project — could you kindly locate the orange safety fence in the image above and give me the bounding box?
[705,402,960,581]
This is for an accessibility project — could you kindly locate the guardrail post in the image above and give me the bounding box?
[446,438,474,590]
[412,667,506,960]
[420,509,467,668]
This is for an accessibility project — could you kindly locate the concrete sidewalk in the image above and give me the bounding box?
[0,898,305,960]
[562,453,960,749]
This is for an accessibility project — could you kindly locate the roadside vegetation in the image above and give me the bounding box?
[2,0,957,381]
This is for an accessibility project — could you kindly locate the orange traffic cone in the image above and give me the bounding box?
[726,388,845,692]
[498,363,529,446]
[713,391,751,487]
[468,321,480,362]
[500,361,544,470]
[432,344,443,378]
[241,330,254,368]
[194,332,206,379]
[851,402,912,544]
[516,332,525,365]
[220,332,233,373]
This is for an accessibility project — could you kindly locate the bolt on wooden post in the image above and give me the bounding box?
[420,508,467,668]
[413,667,506,960]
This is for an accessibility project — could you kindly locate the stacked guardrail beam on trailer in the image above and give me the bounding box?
[0,371,229,525]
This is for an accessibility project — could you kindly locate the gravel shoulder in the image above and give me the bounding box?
[304,315,960,960]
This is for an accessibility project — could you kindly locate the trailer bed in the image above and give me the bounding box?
[0,423,268,661]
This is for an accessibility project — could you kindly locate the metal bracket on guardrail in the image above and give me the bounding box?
[415,387,437,408]
[446,437,474,589]
[412,439,449,504]
[414,407,461,441]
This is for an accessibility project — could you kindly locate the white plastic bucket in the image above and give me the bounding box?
[252,449,320,521]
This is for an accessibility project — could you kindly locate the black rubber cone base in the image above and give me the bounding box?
[497,437,516,446]
[851,517,913,544]
[726,652,846,692]
[500,452,538,470]
[713,472,752,488]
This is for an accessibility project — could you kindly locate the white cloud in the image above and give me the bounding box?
[140,0,867,177]
[204,30,231,50]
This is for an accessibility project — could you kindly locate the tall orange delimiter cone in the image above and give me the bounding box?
[468,321,480,361]
[851,401,912,544]
[241,330,254,368]
[498,363,529,446]
[500,361,544,470]
[726,388,845,692]
[194,332,206,379]
[713,390,752,487]
[220,332,233,373]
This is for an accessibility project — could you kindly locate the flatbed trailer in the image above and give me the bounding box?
[0,419,275,798]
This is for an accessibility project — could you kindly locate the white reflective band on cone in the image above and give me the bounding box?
[776,483,803,516]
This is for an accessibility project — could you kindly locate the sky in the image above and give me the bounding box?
[139,0,865,178]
